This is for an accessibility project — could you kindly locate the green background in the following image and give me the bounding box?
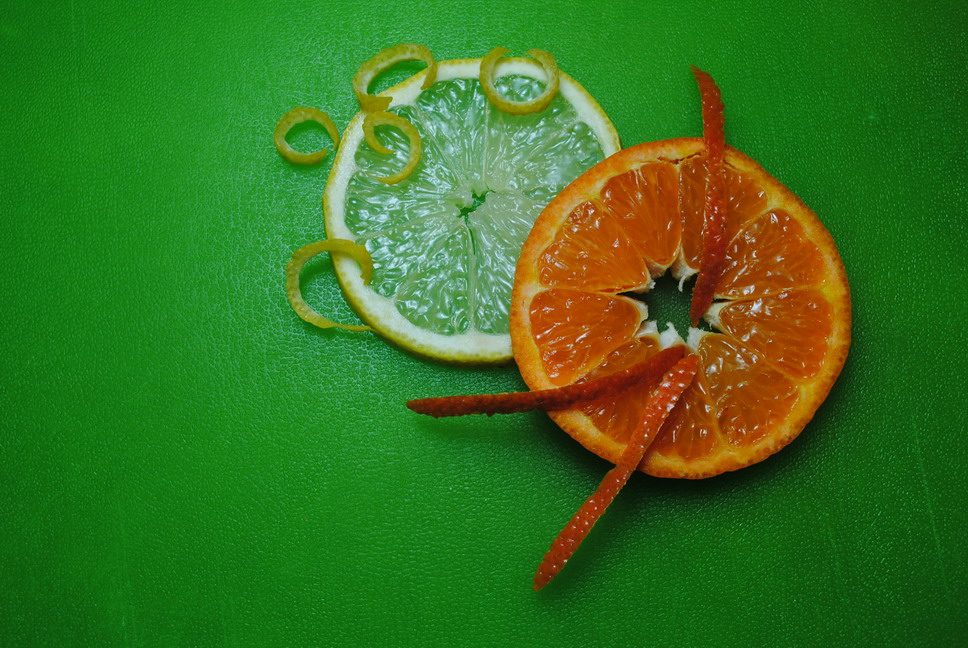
[2,1,966,646]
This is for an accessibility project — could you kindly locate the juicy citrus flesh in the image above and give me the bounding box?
[325,59,620,363]
[511,138,850,478]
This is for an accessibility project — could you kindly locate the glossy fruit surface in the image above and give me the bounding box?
[511,138,851,478]
[326,58,620,362]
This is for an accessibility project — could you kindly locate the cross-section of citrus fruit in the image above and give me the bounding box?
[325,57,620,363]
[510,138,850,478]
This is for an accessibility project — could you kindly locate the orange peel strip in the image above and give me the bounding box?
[533,355,700,591]
[689,65,728,325]
[362,111,423,184]
[352,43,438,113]
[273,107,341,166]
[407,347,684,417]
[479,47,560,115]
[285,239,374,332]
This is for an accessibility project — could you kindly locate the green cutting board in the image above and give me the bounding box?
[2,1,966,646]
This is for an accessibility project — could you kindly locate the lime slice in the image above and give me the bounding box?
[325,58,620,362]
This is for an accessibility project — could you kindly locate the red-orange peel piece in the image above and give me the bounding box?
[407,347,684,418]
[688,66,727,325]
[532,355,700,591]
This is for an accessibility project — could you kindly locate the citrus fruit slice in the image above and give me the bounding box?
[510,138,851,478]
[324,57,620,363]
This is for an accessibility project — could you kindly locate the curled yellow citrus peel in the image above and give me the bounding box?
[479,47,560,115]
[274,107,341,166]
[352,43,438,113]
[363,111,422,184]
[285,239,374,332]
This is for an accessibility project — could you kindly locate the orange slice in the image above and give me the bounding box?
[510,138,850,478]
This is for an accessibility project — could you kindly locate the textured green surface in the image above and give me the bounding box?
[1,2,966,646]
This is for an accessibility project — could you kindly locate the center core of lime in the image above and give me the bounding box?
[459,190,491,221]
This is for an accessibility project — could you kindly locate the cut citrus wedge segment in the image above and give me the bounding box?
[600,161,681,272]
[707,289,833,380]
[696,333,800,446]
[716,208,828,298]
[529,289,645,386]
[537,201,651,292]
[326,57,620,363]
[511,137,850,478]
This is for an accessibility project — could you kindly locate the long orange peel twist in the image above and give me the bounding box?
[532,354,700,591]
[688,66,727,326]
[406,346,684,417]
[285,239,374,332]
[479,47,560,115]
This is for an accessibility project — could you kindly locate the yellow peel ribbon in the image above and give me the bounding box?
[479,47,560,115]
[362,111,422,184]
[273,107,341,166]
[285,239,373,332]
[352,43,438,113]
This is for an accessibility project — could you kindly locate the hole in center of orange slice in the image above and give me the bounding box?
[621,274,714,340]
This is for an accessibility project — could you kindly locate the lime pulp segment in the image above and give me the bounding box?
[343,76,607,337]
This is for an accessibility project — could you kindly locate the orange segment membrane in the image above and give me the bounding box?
[538,201,651,292]
[599,162,681,271]
[529,289,644,386]
[698,334,800,447]
[717,209,827,298]
[715,289,833,381]
[678,156,770,271]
